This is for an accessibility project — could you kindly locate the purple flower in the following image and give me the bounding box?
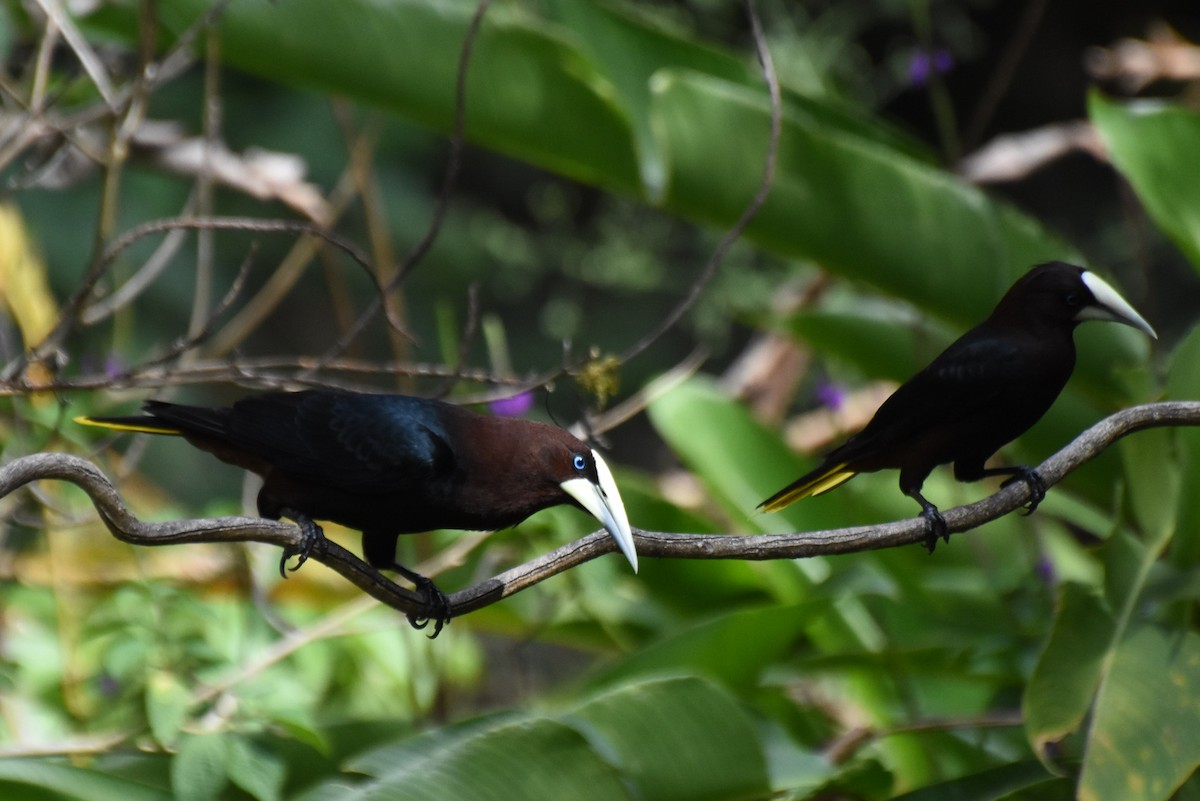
[815,381,846,412]
[909,49,954,87]
[1035,556,1057,585]
[104,354,125,379]
[96,673,121,698]
[490,391,535,417]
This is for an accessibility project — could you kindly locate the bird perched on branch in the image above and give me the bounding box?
[77,390,637,635]
[760,261,1156,550]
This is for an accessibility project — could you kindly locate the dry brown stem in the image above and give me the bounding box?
[4,402,1196,625]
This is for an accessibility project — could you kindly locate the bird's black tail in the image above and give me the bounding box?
[75,401,229,439]
[759,460,857,512]
[75,414,184,436]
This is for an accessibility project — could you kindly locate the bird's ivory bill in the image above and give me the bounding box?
[561,451,638,573]
[1078,272,1157,339]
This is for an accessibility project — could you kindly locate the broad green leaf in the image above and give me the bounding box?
[652,71,1150,404]
[171,734,229,801]
[1024,582,1115,758]
[648,376,798,524]
[1080,625,1200,801]
[804,756,895,800]
[226,736,286,801]
[145,669,192,746]
[1102,526,1153,618]
[95,1,1156,407]
[892,760,1066,801]
[583,603,812,691]
[347,678,775,801]
[139,0,1095,335]
[1090,92,1200,271]
[151,0,642,192]
[565,676,770,801]
[541,0,925,194]
[1166,324,1200,566]
[347,713,522,779]
[784,308,949,384]
[1118,426,1181,546]
[351,718,627,801]
[651,70,1076,326]
[1175,774,1200,801]
[543,0,754,197]
[0,759,170,801]
[647,375,845,533]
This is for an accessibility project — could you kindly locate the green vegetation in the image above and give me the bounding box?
[2,1,1200,799]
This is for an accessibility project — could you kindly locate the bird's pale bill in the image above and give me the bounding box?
[560,450,638,572]
[1077,271,1157,338]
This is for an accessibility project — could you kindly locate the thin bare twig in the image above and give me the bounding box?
[31,0,117,107]
[203,164,369,356]
[318,0,494,364]
[188,22,222,346]
[5,402,1196,625]
[98,217,375,285]
[16,0,236,369]
[79,193,198,325]
[132,246,259,372]
[435,282,483,398]
[0,355,524,396]
[618,0,781,364]
[961,0,1049,153]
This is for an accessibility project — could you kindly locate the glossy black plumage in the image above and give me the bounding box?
[78,390,636,634]
[760,261,1156,548]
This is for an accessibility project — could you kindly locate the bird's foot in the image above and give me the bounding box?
[279,514,326,578]
[393,564,451,639]
[920,503,948,553]
[1001,467,1046,515]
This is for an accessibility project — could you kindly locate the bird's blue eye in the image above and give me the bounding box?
[572,454,587,472]
[1064,292,1082,306]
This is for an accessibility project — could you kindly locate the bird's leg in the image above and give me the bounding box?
[362,533,451,638]
[1010,468,1046,514]
[982,465,1047,514]
[900,470,946,552]
[391,563,452,639]
[908,491,948,553]
[278,510,326,578]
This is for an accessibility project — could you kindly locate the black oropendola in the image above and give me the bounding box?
[760,261,1157,549]
[77,390,637,635]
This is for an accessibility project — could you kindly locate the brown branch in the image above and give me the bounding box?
[4,402,1198,627]
[0,453,428,614]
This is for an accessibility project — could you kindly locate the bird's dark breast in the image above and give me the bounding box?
[254,468,536,535]
[919,360,1071,473]
[849,336,1074,476]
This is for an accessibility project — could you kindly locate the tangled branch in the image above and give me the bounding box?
[3,402,1197,625]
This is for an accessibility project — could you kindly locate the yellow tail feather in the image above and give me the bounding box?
[74,415,183,436]
[760,463,856,512]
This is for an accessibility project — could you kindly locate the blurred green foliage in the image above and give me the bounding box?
[2,1,1200,800]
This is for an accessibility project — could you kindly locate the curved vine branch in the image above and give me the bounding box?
[3,402,1198,625]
